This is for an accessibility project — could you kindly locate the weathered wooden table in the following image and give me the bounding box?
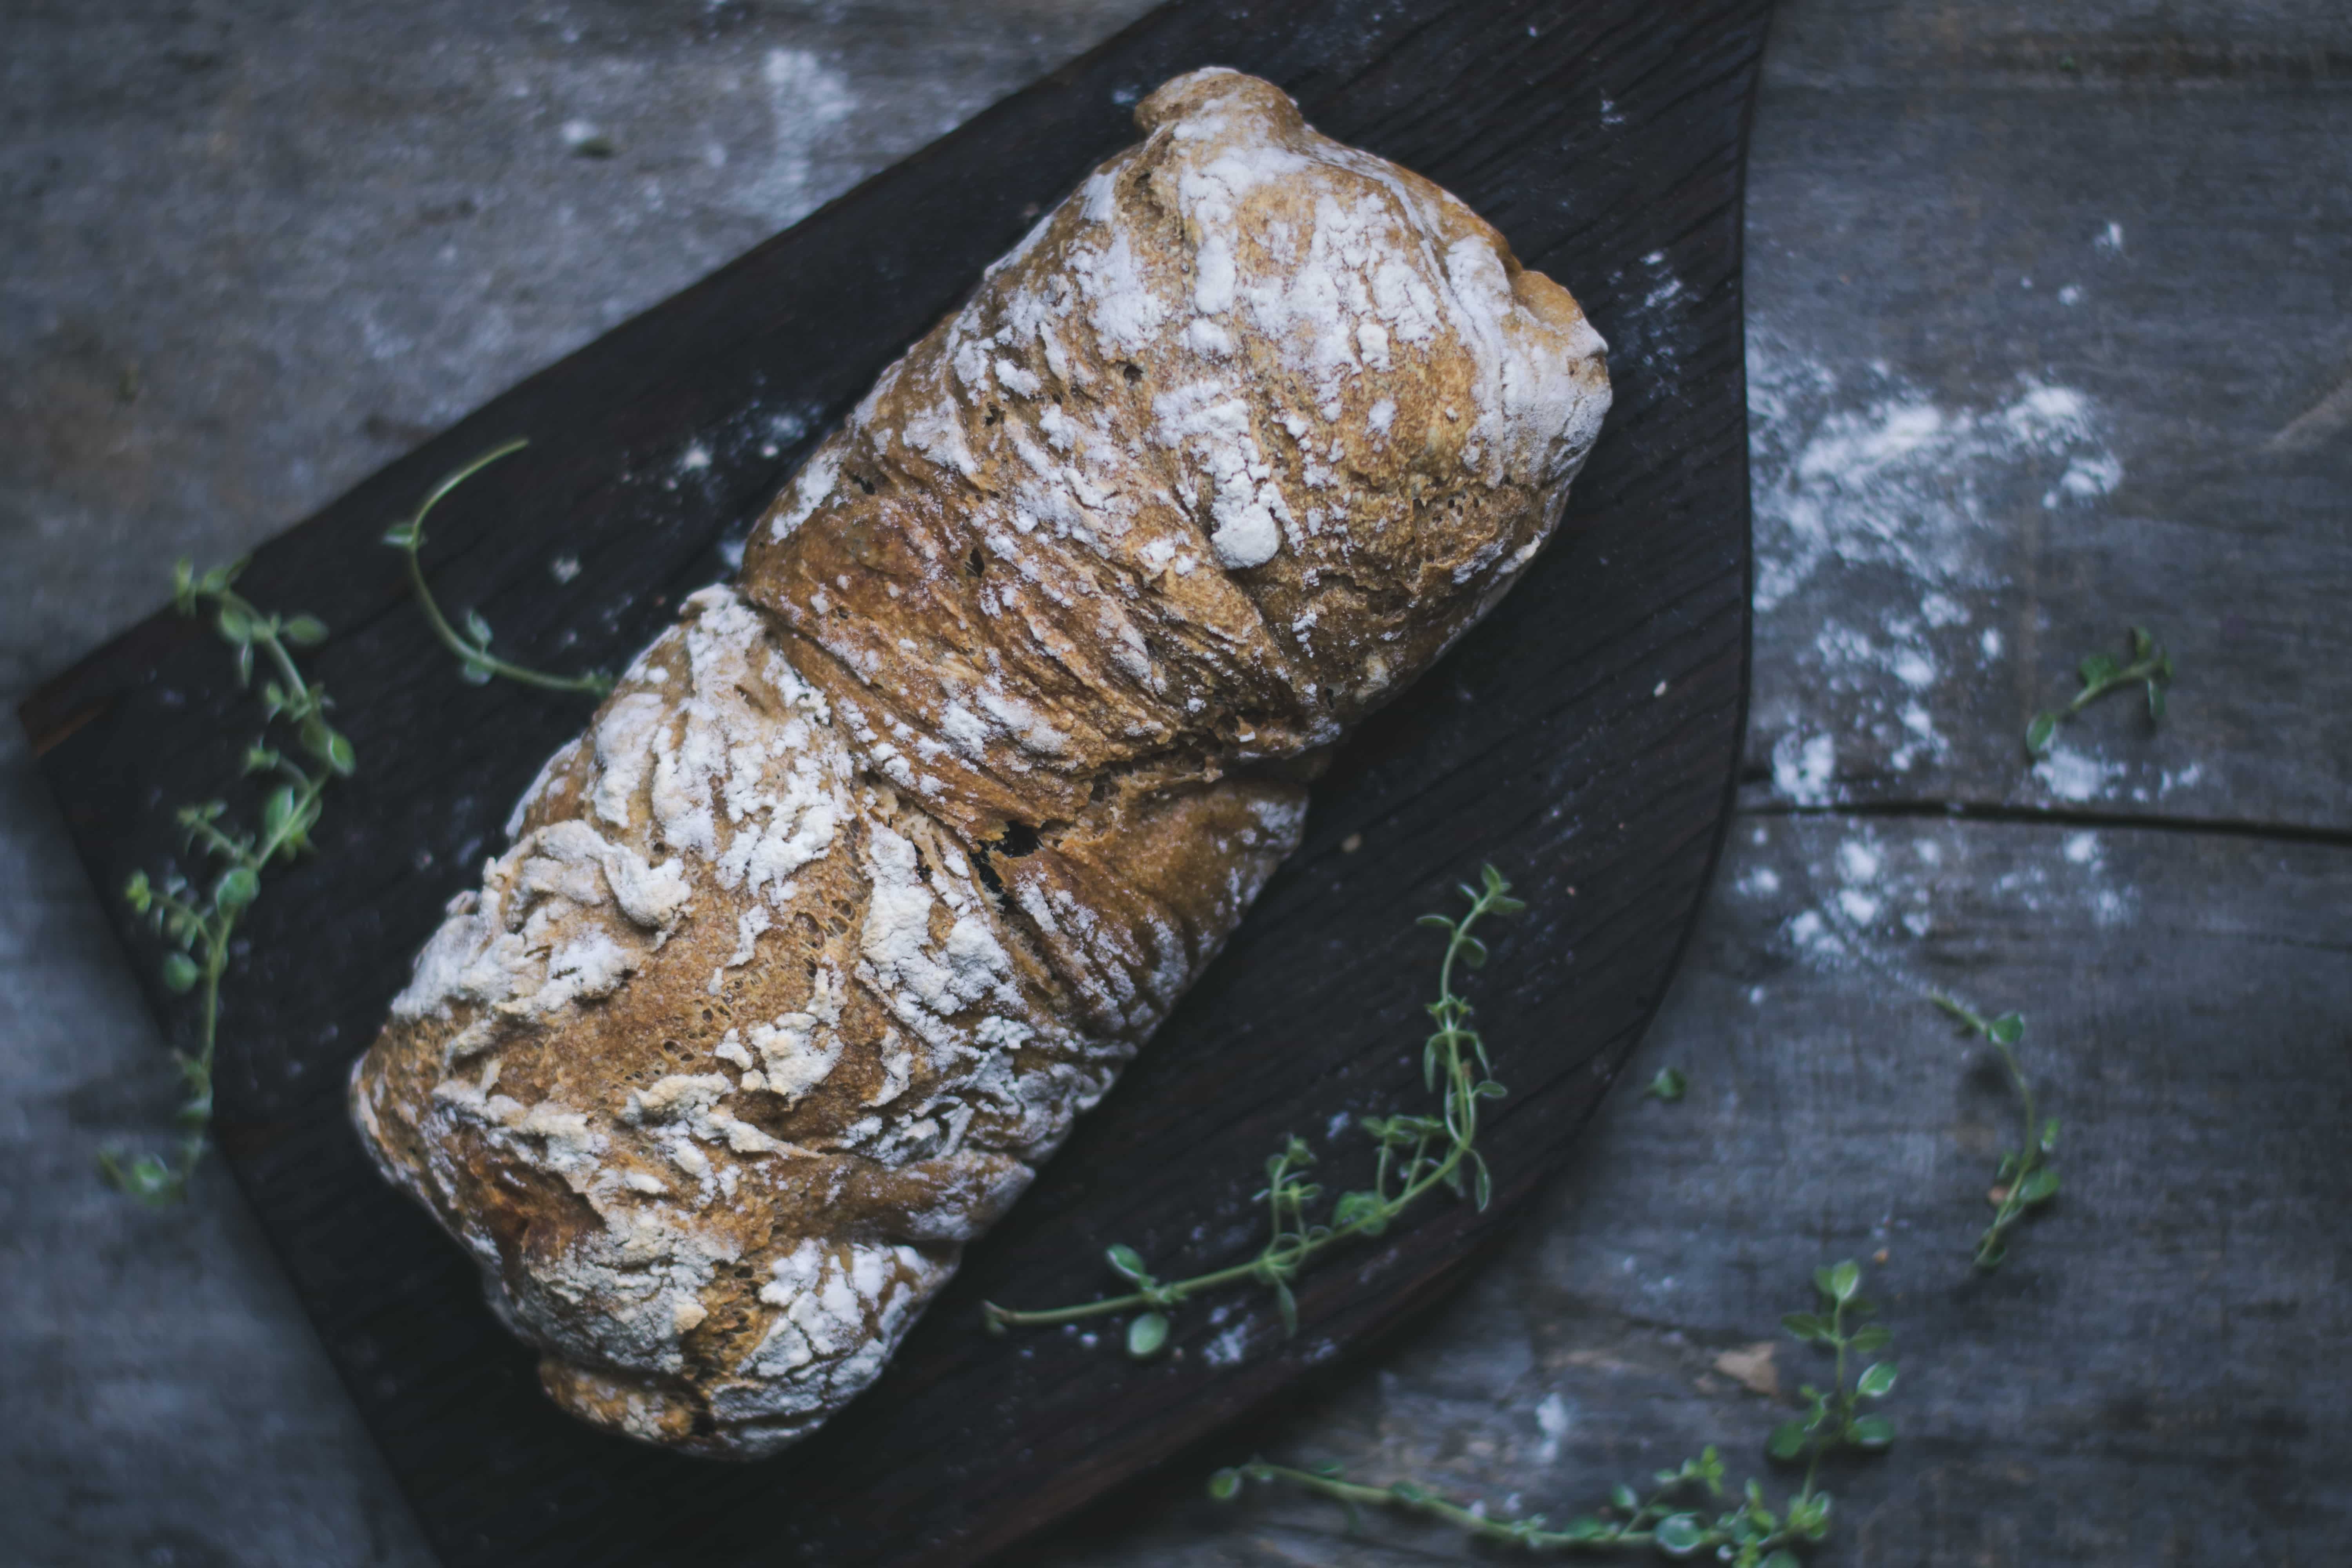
[6,2,2347,1564]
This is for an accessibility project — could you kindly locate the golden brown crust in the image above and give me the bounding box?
[349,67,1610,1459]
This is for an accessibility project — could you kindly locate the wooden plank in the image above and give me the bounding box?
[1023,815,2352,1565]
[1739,25,2352,831]
[15,0,1768,1562]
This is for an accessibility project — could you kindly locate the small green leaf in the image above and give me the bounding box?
[1654,1513,1707,1556]
[2018,1167,2061,1205]
[1125,1311,1170,1359]
[1857,1362,1898,1398]
[2025,711,2058,755]
[100,1149,185,1204]
[215,865,260,912]
[1416,913,1455,931]
[263,786,298,843]
[1763,1552,1802,1568]
[2147,680,2166,722]
[171,559,196,608]
[1849,1324,1892,1354]
[123,871,152,912]
[1206,1468,1243,1501]
[459,657,495,686]
[2131,626,2154,659]
[1610,1482,1639,1513]
[2040,1117,2061,1152]
[1767,1420,1809,1461]
[1780,1311,1828,1343]
[1828,1259,1862,1302]
[1105,1243,1149,1282]
[282,615,329,647]
[324,729,357,776]
[463,607,494,649]
[1848,1414,1895,1450]
[160,953,201,993]
[2078,652,2118,686]
[1273,1278,1298,1337]
[382,520,420,550]
[215,604,254,645]
[1643,1067,1687,1102]
[1989,1012,2025,1045]
[1564,1517,1612,1542]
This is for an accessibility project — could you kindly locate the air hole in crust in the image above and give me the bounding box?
[971,850,1007,907]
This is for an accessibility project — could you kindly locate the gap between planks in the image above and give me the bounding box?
[1735,795,2352,852]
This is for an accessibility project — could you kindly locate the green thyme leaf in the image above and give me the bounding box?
[1126,1312,1170,1359]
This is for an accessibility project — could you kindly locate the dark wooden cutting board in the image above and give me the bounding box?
[20,0,1766,1561]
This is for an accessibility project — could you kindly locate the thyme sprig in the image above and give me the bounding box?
[1931,994,2060,1268]
[2025,625,2172,757]
[110,561,355,1203]
[983,865,1525,1356]
[1209,1263,1895,1564]
[382,437,613,697]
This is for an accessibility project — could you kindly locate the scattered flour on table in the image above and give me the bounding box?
[1746,334,2132,804]
[742,49,857,229]
[1748,336,2120,617]
[1535,1391,1572,1463]
[1732,817,2141,983]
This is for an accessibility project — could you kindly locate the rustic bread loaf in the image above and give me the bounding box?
[349,66,1610,1459]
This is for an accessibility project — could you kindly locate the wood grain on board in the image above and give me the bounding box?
[18,0,1769,1562]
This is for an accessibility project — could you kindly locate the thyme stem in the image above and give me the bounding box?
[2025,625,2173,756]
[1209,1263,1893,1563]
[111,568,352,1202]
[982,867,1523,1344]
[1931,993,2060,1268]
[384,438,614,697]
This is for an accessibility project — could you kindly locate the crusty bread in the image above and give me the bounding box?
[350,66,1610,1459]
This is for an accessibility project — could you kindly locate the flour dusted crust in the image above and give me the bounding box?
[350,67,1610,1459]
